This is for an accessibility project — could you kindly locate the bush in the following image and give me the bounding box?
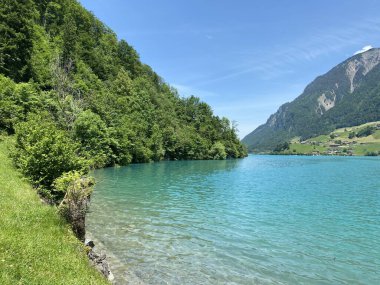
[54,171,94,241]
[14,113,86,198]
[356,126,375,138]
[209,142,227,160]
[348,132,356,139]
[365,151,378,156]
[0,75,40,133]
[273,141,290,152]
[73,110,111,168]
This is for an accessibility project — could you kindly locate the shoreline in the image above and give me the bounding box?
[251,152,379,157]
[0,137,109,285]
[85,231,146,285]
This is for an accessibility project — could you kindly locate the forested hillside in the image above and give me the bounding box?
[242,48,380,152]
[0,0,246,196]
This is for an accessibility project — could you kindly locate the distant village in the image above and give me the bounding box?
[298,123,380,156]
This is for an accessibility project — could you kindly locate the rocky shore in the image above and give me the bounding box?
[86,239,115,283]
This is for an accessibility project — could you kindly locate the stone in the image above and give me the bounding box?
[87,242,114,282]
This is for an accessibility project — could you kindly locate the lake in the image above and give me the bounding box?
[86,155,380,284]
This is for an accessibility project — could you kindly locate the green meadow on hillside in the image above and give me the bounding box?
[275,121,380,156]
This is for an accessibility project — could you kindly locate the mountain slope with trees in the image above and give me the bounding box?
[0,0,247,198]
[242,48,380,152]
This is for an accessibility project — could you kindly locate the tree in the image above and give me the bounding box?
[273,141,290,152]
[209,142,227,160]
[0,75,40,133]
[50,56,83,129]
[356,126,375,138]
[4,0,248,192]
[62,12,78,64]
[73,110,111,167]
[0,0,37,81]
[117,40,142,78]
[30,25,54,86]
[43,1,64,36]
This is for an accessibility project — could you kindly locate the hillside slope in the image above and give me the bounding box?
[0,0,247,168]
[275,121,380,156]
[0,136,109,285]
[242,48,380,152]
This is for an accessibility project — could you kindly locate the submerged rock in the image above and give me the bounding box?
[86,240,114,282]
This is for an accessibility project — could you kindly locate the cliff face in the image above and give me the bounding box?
[242,48,380,152]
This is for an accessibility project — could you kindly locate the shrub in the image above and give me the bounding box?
[209,142,227,160]
[365,151,378,156]
[273,141,290,152]
[0,75,40,133]
[348,132,356,139]
[73,110,111,168]
[14,113,86,198]
[54,171,94,242]
[356,126,375,138]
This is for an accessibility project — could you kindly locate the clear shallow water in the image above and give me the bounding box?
[87,155,380,285]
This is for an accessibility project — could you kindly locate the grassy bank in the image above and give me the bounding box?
[279,121,380,156]
[0,136,109,285]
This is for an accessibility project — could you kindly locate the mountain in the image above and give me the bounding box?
[242,48,380,152]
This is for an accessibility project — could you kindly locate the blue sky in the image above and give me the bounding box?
[79,0,380,138]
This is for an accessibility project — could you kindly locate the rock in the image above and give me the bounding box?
[86,240,95,248]
[87,242,114,282]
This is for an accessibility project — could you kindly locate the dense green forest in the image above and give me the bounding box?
[0,0,247,199]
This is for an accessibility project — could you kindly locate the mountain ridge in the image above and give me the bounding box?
[242,48,380,152]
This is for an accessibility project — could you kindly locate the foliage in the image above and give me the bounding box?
[55,171,94,241]
[0,0,37,82]
[0,75,41,133]
[279,122,380,156]
[0,137,109,285]
[209,142,227,160]
[0,0,247,199]
[73,110,111,167]
[54,171,94,196]
[13,113,86,196]
[365,151,378,156]
[356,126,375,138]
[273,141,290,152]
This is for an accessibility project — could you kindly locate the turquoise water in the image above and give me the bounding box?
[87,155,380,284]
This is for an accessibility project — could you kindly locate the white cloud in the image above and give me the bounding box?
[354,45,374,55]
[183,18,380,86]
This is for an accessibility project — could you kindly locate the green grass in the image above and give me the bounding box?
[289,143,327,154]
[287,122,380,156]
[351,142,380,156]
[372,130,380,140]
[307,134,329,143]
[0,136,109,285]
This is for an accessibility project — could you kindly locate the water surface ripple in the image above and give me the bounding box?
[87,155,380,284]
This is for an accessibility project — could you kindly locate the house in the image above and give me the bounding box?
[329,143,340,148]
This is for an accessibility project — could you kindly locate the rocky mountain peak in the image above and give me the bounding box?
[343,48,380,93]
[242,48,380,152]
